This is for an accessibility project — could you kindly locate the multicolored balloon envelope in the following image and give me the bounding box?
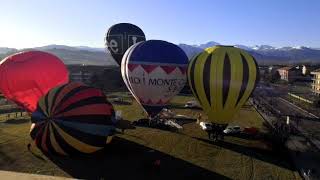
[187,46,259,123]
[30,82,115,155]
[0,51,69,112]
[121,40,189,117]
[105,23,146,65]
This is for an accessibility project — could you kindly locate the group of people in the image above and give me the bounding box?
[206,123,228,142]
[197,114,228,142]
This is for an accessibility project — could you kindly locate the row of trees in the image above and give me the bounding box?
[262,70,281,83]
[90,68,126,92]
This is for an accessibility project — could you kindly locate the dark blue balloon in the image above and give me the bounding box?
[105,23,146,65]
[121,40,189,117]
[128,40,188,65]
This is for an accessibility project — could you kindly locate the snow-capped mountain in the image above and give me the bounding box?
[177,42,320,64]
[178,44,203,59]
[196,41,221,49]
[1,42,320,65]
[252,45,275,51]
[234,45,252,51]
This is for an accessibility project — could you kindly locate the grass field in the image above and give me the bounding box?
[0,93,301,179]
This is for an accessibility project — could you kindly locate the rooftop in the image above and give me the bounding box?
[277,66,294,71]
[311,68,320,74]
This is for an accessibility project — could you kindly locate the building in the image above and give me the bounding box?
[67,65,100,85]
[277,66,293,81]
[66,65,125,90]
[277,66,302,82]
[311,69,320,95]
[69,70,92,84]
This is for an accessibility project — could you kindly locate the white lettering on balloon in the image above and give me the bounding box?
[107,40,119,53]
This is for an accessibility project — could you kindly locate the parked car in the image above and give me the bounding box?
[223,126,241,134]
[184,101,200,108]
[243,127,259,135]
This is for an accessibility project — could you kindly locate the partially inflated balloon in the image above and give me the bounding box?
[187,46,259,123]
[105,23,146,65]
[0,51,69,112]
[30,82,115,155]
[121,40,188,117]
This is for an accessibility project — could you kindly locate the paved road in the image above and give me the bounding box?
[255,83,320,141]
[253,84,320,179]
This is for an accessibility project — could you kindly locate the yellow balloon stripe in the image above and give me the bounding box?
[225,49,242,111]
[49,123,67,155]
[214,48,225,118]
[194,52,211,110]
[238,51,257,107]
[52,122,102,153]
[188,54,202,105]
[187,46,258,123]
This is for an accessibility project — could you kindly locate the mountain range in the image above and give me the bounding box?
[178,41,320,65]
[0,45,116,66]
[1,42,320,65]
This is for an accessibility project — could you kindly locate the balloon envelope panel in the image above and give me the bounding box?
[187,46,259,123]
[0,51,69,112]
[105,23,146,65]
[122,40,188,117]
[30,82,115,155]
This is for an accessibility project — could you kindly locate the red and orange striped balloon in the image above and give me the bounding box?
[30,82,115,155]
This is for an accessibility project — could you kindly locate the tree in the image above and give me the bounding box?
[90,73,104,89]
[271,71,281,83]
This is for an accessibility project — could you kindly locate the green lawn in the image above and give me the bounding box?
[0,94,301,179]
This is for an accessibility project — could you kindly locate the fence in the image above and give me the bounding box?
[0,111,28,122]
[288,93,314,104]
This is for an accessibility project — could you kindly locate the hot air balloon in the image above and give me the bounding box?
[105,23,146,65]
[30,82,115,155]
[187,46,259,123]
[0,51,69,112]
[121,40,188,118]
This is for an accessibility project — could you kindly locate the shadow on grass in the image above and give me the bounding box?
[134,122,181,133]
[3,118,29,124]
[0,147,14,166]
[241,104,253,109]
[111,101,132,105]
[226,132,263,140]
[175,118,197,126]
[167,104,202,110]
[115,120,136,132]
[194,137,296,171]
[132,118,195,133]
[177,93,193,97]
[46,137,230,180]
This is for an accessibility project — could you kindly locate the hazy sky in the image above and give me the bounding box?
[1,0,320,48]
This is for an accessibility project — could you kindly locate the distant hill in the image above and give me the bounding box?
[0,45,117,66]
[35,48,116,66]
[1,42,320,65]
[178,44,203,59]
[0,47,18,54]
[35,44,105,52]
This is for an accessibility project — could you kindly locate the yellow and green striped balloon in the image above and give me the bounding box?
[187,46,259,123]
